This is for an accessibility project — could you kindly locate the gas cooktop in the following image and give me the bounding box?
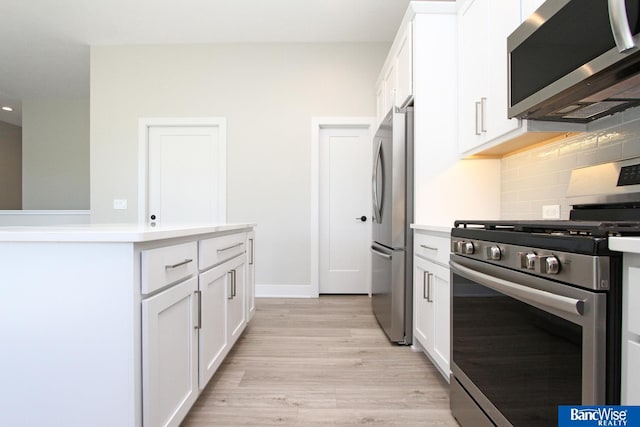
[453,219,640,238]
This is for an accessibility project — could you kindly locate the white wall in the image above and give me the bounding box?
[0,121,22,209]
[22,98,90,209]
[90,43,387,291]
[501,107,640,219]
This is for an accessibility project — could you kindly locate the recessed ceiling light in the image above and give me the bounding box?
[1,106,13,112]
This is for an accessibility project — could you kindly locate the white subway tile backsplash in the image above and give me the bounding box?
[577,142,623,166]
[501,113,640,219]
[622,140,640,159]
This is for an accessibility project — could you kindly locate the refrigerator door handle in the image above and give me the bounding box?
[370,245,392,259]
[372,138,384,224]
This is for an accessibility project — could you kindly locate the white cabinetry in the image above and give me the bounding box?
[141,230,253,427]
[375,21,413,125]
[246,230,256,320]
[142,277,199,427]
[457,0,583,157]
[226,254,247,345]
[198,262,230,387]
[412,229,450,380]
[458,0,521,155]
[0,224,256,427]
[621,253,640,404]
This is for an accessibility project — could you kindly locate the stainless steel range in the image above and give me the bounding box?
[449,157,640,427]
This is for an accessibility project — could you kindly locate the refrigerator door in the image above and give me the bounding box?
[372,110,406,249]
[371,243,406,343]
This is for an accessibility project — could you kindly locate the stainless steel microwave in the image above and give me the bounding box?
[508,0,640,123]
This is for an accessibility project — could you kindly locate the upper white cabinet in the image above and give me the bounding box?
[395,23,413,110]
[375,21,413,125]
[457,0,583,157]
[458,0,521,155]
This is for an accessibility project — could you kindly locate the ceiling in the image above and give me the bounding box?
[0,0,415,126]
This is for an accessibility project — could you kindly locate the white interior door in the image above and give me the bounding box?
[319,125,372,294]
[146,123,226,225]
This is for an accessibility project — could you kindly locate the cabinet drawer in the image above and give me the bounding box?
[141,242,198,294]
[199,232,246,271]
[414,232,450,265]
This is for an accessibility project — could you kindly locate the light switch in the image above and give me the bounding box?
[113,199,128,210]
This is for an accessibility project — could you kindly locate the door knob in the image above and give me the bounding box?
[356,216,367,222]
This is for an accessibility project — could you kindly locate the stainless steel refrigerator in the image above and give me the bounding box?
[370,107,413,345]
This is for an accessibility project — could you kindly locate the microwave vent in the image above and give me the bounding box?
[562,101,628,119]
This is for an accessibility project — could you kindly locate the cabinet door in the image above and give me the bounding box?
[142,277,199,427]
[198,263,229,389]
[413,257,432,348]
[376,83,385,126]
[413,256,450,379]
[430,261,450,378]
[459,0,489,153]
[484,0,521,140]
[395,22,413,108]
[246,231,256,321]
[383,63,397,115]
[227,255,247,346]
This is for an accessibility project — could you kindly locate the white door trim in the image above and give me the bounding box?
[310,117,376,298]
[138,117,227,224]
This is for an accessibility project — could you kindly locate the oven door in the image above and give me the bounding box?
[450,254,607,427]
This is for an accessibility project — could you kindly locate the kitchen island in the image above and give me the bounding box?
[0,223,256,427]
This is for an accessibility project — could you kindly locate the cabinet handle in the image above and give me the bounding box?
[232,270,237,297]
[194,290,202,329]
[228,271,234,299]
[480,97,487,133]
[419,244,437,251]
[423,271,429,300]
[217,242,243,253]
[426,273,433,303]
[249,238,254,265]
[474,101,482,135]
[165,259,193,269]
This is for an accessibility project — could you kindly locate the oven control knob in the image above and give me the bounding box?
[525,253,537,270]
[463,242,475,255]
[485,246,501,260]
[543,256,561,275]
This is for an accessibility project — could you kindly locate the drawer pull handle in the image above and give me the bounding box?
[165,259,193,269]
[217,242,243,253]
[420,245,438,251]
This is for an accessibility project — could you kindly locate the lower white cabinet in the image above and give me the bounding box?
[622,253,640,404]
[141,228,254,427]
[198,262,231,388]
[0,224,256,427]
[247,230,256,321]
[142,277,199,427]
[413,229,450,380]
[226,254,247,346]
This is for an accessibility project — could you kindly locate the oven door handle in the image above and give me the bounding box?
[450,260,585,317]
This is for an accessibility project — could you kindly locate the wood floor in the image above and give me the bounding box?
[181,296,458,426]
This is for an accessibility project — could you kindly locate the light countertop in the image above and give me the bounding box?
[609,236,640,254]
[0,223,255,243]
[411,224,453,234]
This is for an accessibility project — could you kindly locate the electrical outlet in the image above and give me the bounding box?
[113,199,128,210]
[542,204,560,219]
